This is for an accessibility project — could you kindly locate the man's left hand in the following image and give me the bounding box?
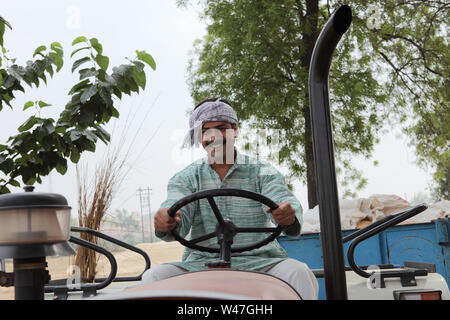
[266,202,296,226]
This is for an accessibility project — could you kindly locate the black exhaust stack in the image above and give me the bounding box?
[308,5,352,300]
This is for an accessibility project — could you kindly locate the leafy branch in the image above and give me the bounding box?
[0,18,156,194]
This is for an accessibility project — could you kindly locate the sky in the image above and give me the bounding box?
[0,1,435,221]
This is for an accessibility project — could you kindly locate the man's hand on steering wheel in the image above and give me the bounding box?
[266,202,296,226]
[155,201,295,234]
[154,208,181,233]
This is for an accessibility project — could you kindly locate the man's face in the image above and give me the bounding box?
[201,121,238,164]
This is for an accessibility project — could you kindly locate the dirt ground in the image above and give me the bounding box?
[0,241,184,300]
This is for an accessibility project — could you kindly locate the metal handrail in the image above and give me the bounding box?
[44,226,153,297]
[70,227,151,282]
[343,209,407,244]
[347,204,428,278]
[44,235,117,295]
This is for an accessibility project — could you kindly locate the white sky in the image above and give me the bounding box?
[0,1,434,219]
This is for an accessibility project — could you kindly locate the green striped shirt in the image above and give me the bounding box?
[156,150,303,271]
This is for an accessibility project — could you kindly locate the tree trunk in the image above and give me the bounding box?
[441,167,450,199]
[302,0,320,209]
[303,104,317,209]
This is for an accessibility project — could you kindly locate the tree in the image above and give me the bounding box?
[407,101,449,200]
[182,0,449,207]
[109,208,141,245]
[0,16,156,194]
[365,1,449,201]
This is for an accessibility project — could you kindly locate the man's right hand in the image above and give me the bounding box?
[154,208,181,233]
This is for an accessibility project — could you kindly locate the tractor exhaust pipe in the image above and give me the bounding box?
[308,5,352,300]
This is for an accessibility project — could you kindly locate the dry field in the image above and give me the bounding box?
[0,241,184,300]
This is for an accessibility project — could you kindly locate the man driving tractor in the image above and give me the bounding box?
[141,98,318,300]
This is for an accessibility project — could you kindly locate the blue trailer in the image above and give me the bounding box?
[279,218,450,300]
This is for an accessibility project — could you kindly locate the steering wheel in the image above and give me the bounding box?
[168,188,285,266]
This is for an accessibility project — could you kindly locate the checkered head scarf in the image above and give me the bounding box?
[181,98,238,149]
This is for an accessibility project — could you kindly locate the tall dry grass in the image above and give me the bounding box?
[74,148,127,282]
[73,93,162,282]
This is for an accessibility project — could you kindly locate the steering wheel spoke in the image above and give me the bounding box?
[235,227,278,233]
[189,231,218,244]
[206,196,226,225]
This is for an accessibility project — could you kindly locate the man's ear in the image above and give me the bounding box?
[234,125,239,138]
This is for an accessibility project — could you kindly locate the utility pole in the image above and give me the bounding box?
[137,187,145,243]
[137,187,153,243]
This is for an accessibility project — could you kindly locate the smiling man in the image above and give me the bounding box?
[142,98,318,299]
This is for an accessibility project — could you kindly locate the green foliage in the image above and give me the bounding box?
[0,42,64,110]
[0,18,156,194]
[0,15,12,47]
[356,0,449,200]
[406,100,449,200]
[184,0,448,205]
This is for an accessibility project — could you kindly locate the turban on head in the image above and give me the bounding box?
[181,99,238,149]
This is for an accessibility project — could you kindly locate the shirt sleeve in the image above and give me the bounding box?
[155,173,197,242]
[258,162,303,238]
